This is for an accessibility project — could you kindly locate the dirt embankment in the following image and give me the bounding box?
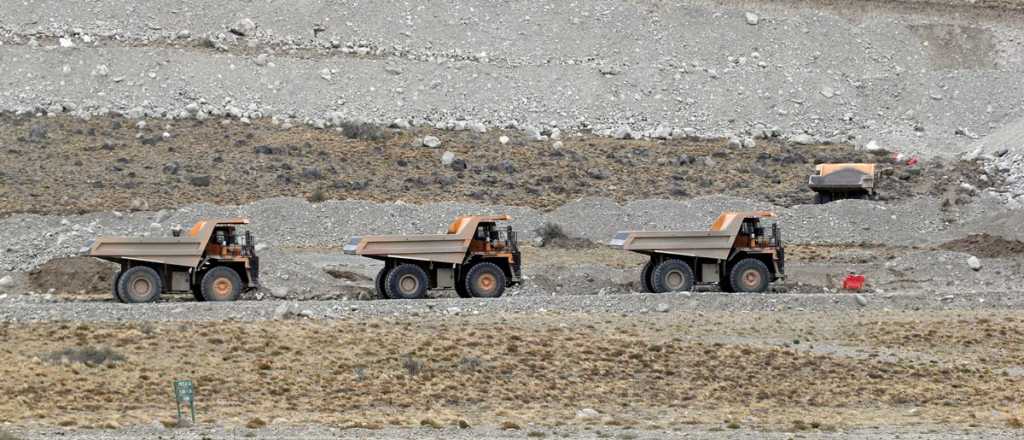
[0,115,990,216]
[939,234,1024,258]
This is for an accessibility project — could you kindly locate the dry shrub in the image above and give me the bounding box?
[339,121,388,141]
[402,354,424,376]
[46,346,125,365]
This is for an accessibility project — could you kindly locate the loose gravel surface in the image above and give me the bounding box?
[0,1,1023,156]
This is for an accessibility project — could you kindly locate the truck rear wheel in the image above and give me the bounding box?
[465,262,506,298]
[730,258,771,293]
[385,264,428,299]
[651,260,694,293]
[374,267,391,299]
[111,270,124,303]
[454,274,472,298]
[640,260,656,293]
[201,266,243,301]
[117,266,162,303]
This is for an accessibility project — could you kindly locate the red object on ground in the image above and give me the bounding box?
[906,157,919,166]
[843,274,866,291]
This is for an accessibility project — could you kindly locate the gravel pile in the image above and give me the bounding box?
[0,1,1022,156]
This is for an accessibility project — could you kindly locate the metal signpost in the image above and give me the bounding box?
[173,380,196,424]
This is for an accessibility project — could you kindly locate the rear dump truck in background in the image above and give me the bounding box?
[86,218,260,303]
[808,163,878,204]
[344,215,522,299]
[609,211,784,293]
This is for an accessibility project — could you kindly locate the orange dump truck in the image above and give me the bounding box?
[86,219,260,303]
[609,211,784,293]
[808,163,878,203]
[344,215,522,299]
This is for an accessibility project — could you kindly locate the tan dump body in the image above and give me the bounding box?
[808,163,877,191]
[608,211,774,259]
[343,215,511,264]
[89,218,249,268]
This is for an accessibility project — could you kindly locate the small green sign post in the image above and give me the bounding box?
[173,380,196,424]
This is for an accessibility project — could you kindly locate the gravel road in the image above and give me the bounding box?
[0,290,1019,323]
[1,0,1023,156]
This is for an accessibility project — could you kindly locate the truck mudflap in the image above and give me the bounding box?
[248,255,261,288]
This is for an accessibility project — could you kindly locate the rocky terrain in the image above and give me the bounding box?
[1,1,1024,439]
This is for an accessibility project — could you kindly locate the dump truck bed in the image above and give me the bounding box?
[608,230,737,260]
[808,163,876,191]
[343,215,513,265]
[343,233,471,265]
[89,236,206,268]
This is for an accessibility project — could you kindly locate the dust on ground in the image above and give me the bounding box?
[0,115,991,216]
[0,310,1021,432]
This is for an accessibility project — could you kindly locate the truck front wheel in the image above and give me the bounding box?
[729,258,771,293]
[386,264,429,299]
[201,266,243,301]
[117,266,162,303]
[465,262,506,298]
[651,260,694,293]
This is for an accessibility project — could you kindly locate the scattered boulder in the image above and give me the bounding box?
[967,256,982,271]
[230,18,257,36]
[576,408,601,420]
[586,168,609,180]
[441,151,456,166]
[499,135,510,145]
[0,275,13,289]
[788,134,816,145]
[745,12,760,25]
[655,303,670,313]
[612,126,632,139]
[422,136,441,148]
[854,294,868,307]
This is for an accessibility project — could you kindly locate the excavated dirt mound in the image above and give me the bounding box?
[0,115,992,215]
[939,233,1024,258]
[28,257,117,295]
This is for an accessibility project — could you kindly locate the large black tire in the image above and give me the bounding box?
[117,266,162,303]
[464,262,507,298]
[385,264,429,300]
[111,270,124,303]
[729,258,771,293]
[200,266,243,301]
[640,260,656,293]
[454,274,472,298]
[191,283,206,302]
[374,267,391,299]
[651,260,694,293]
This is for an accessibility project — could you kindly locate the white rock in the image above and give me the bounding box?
[655,303,670,313]
[745,12,760,25]
[391,119,411,129]
[422,136,441,148]
[470,122,487,133]
[820,87,835,98]
[788,134,816,145]
[0,276,13,289]
[441,151,456,166]
[612,126,632,139]
[230,18,257,36]
[576,408,601,419]
[499,135,510,145]
[270,287,289,299]
[552,141,563,149]
[967,256,982,271]
[59,37,75,48]
[254,54,269,66]
[94,65,110,77]
[864,140,883,152]
[854,294,868,307]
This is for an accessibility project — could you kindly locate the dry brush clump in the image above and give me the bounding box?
[45,346,125,366]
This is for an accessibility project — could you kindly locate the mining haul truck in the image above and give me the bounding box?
[609,211,784,293]
[86,218,260,303]
[344,215,522,299]
[808,163,878,204]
